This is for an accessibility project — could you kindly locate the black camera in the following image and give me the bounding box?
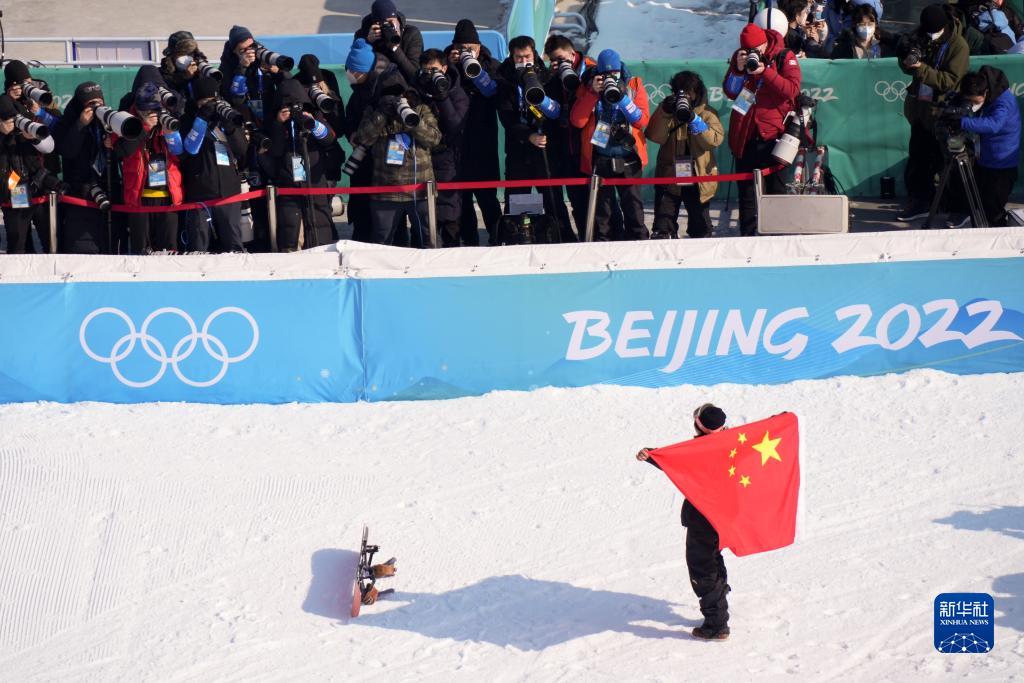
[197,60,223,82]
[28,167,67,195]
[254,43,294,71]
[84,183,112,211]
[243,122,272,154]
[459,49,482,78]
[158,110,180,133]
[379,21,402,47]
[309,85,340,114]
[22,82,53,106]
[554,59,580,92]
[518,65,546,106]
[670,91,693,124]
[418,69,450,99]
[936,100,974,152]
[898,33,928,69]
[211,99,244,127]
[601,74,623,105]
[289,104,316,132]
[744,49,762,72]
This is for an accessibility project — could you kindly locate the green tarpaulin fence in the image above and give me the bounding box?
[34,54,1024,197]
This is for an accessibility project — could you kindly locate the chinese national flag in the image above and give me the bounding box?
[650,412,800,557]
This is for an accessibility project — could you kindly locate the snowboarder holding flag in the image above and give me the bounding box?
[637,403,801,641]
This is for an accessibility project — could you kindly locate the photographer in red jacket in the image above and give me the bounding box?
[722,23,801,236]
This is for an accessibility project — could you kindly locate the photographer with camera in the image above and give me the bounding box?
[446,19,503,246]
[497,36,574,242]
[159,31,219,98]
[262,79,338,251]
[830,3,898,58]
[942,67,1021,227]
[895,4,970,222]
[5,60,61,132]
[53,82,136,254]
[782,0,829,57]
[355,0,423,84]
[570,48,650,241]
[722,23,802,236]
[544,34,600,238]
[0,95,61,254]
[218,25,290,127]
[180,77,249,252]
[111,83,185,254]
[413,49,469,247]
[645,71,724,239]
[351,80,441,247]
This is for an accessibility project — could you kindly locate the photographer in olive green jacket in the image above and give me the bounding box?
[895,4,970,221]
[645,71,725,239]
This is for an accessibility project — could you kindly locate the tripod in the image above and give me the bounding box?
[923,147,987,229]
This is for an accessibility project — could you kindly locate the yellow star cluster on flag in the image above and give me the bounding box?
[725,430,785,489]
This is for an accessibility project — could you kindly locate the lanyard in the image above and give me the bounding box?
[290,120,298,156]
[257,70,264,98]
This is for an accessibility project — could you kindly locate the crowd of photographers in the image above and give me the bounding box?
[0,0,1021,254]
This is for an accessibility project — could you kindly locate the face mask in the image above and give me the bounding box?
[174,55,194,72]
[856,25,875,41]
[929,29,944,41]
[972,102,984,112]
[346,71,359,85]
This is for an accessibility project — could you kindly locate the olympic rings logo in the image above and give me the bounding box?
[874,80,909,103]
[80,307,259,388]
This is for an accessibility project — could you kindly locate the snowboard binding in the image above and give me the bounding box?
[353,526,396,613]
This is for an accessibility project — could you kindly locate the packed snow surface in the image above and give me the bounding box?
[589,0,750,60]
[1,369,1022,680]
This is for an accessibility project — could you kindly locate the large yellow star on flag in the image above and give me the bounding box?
[752,431,783,467]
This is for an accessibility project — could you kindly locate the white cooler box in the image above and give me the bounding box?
[757,193,849,235]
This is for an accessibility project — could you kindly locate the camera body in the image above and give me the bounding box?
[898,33,929,69]
[417,69,450,100]
[670,91,693,124]
[744,49,763,73]
[288,104,315,132]
[28,167,67,196]
[379,21,402,47]
[601,73,623,105]
[936,98,974,153]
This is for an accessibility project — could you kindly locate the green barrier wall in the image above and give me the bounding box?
[36,55,1024,197]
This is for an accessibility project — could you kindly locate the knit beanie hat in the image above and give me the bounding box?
[4,60,31,91]
[371,0,398,21]
[921,4,948,33]
[229,25,255,49]
[75,81,104,106]
[297,54,324,86]
[453,19,481,44]
[694,404,727,433]
[346,38,376,74]
[740,23,768,49]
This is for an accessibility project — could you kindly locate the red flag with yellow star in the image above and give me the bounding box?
[649,412,800,557]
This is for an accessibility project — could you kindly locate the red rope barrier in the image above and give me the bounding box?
[43,166,785,214]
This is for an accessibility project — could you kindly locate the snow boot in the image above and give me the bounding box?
[691,624,730,641]
[371,557,397,578]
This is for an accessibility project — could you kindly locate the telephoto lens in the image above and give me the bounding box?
[428,70,450,98]
[85,183,112,211]
[673,92,694,124]
[156,87,179,110]
[13,114,49,140]
[601,74,623,104]
[197,60,224,82]
[22,83,53,106]
[459,49,482,78]
[556,60,580,92]
[342,144,368,176]
[396,97,420,127]
[212,99,245,127]
[771,112,802,166]
[255,44,294,71]
[309,85,339,114]
[744,49,762,72]
[94,105,144,139]
[158,110,180,133]
[519,65,545,106]
[380,22,402,47]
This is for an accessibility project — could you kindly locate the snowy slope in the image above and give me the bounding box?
[0,370,1022,681]
[589,0,750,60]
